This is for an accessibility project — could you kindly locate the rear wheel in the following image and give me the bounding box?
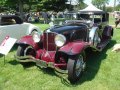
[67,52,86,83]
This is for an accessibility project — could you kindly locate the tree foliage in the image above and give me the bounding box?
[115,4,120,11]
[0,0,69,12]
[92,0,109,10]
[36,0,68,12]
[78,0,86,10]
[106,6,113,12]
[0,0,89,12]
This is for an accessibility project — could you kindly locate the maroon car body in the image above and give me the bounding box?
[15,11,113,83]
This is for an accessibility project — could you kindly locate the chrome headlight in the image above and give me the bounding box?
[55,34,66,47]
[32,32,40,43]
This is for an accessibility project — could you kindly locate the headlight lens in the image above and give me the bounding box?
[55,34,66,47]
[32,32,40,43]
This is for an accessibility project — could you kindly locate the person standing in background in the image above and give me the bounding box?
[42,12,48,24]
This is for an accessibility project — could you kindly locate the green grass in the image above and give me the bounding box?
[0,17,120,90]
[109,14,115,25]
[33,23,49,31]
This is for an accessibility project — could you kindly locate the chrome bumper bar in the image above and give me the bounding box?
[14,55,37,62]
[14,55,68,74]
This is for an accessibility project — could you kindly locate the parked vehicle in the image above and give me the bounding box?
[0,15,40,43]
[15,11,113,83]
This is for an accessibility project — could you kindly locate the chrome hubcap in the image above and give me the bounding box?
[75,55,85,76]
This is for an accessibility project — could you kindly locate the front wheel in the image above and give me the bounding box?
[16,45,36,65]
[17,45,36,57]
[67,53,86,83]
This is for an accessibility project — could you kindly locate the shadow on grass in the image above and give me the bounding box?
[72,40,116,85]
[60,40,116,86]
[10,44,18,52]
[8,59,36,69]
[8,59,57,78]
[37,67,57,76]
[8,59,19,65]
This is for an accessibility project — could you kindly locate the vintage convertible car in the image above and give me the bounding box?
[0,15,40,43]
[15,11,113,83]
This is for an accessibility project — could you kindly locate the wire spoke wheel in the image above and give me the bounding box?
[75,55,84,77]
[67,52,86,83]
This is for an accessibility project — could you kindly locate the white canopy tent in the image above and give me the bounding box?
[78,4,108,23]
[79,4,104,13]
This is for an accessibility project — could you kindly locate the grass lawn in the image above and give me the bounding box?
[33,23,49,31]
[0,17,120,90]
[109,14,115,25]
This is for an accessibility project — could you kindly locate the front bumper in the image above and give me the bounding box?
[15,55,36,62]
[14,55,68,74]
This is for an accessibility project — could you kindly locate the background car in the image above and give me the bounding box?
[0,15,41,44]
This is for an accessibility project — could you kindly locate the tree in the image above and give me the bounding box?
[65,0,86,11]
[37,0,68,12]
[2,0,40,18]
[92,0,109,10]
[115,4,120,11]
[0,0,6,12]
[78,0,86,10]
[106,6,113,12]
[2,0,68,12]
[114,0,120,11]
[1,0,83,13]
